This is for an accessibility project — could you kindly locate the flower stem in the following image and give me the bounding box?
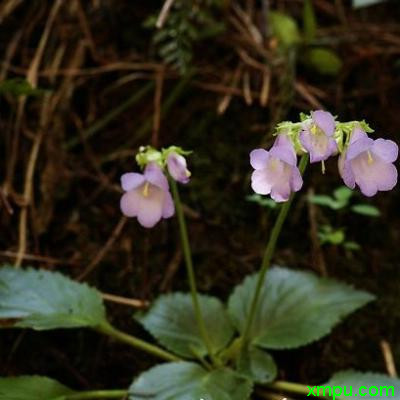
[96,321,180,362]
[265,380,339,399]
[240,154,308,348]
[170,179,219,366]
[266,380,311,396]
[66,390,128,399]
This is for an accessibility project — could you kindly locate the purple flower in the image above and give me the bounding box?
[250,135,303,202]
[339,127,398,197]
[300,110,337,163]
[120,163,174,228]
[166,152,191,184]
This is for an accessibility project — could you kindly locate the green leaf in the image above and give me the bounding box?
[344,241,361,251]
[303,0,316,43]
[269,11,301,48]
[309,194,343,210]
[0,78,47,97]
[305,48,342,76]
[352,0,388,8]
[318,226,345,245]
[246,194,277,209]
[0,376,74,400]
[128,362,252,400]
[333,186,353,203]
[228,266,374,349]
[238,345,277,384]
[351,204,381,217]
[326,370,400,399]
[0,267,106,329]
[136,293,234,358]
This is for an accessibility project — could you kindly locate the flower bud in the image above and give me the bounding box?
[166,152,191,184]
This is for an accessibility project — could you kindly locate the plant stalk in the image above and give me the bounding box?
[170,179,220,367]
[97,321,180,362]
[265,380,342,399]
[66,390,128,400]
[240,154,308,347]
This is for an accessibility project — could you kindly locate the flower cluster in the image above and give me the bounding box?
[120,146,191,227]
[250,111,398,202]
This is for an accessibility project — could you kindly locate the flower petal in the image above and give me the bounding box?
[251,169,272,195]
[270,180,291,202]
[290,166,303,192]
[351,153,397,197]
[250,149,269,170]
[137,187,164,228]
[144,162,169,191]
[372,139,399,163]
[270,134,297,166]
[162,191,175,218]
[349,127,369,144]
[347,129,374,161]
[356,178,378,197]
[121,173,145,191]
[312,110,335,136]
[299,130,337,163]
[338,154,355,189]
[377,163,397,191]
[120,189,142,217]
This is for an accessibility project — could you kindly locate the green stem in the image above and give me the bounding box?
[265,380,342,399]
[66,390,128,400]
[170,179,220,367]
[240,154,308,347]
[96,321,180,362]
[266,380,311,396]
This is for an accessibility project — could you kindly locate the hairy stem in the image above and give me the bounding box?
[240,154,308,347]
[170,179,219,366]
[66,390,128,400]
[97,321,180,362]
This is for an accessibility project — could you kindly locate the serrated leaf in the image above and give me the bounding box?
[0,267,106,329]
[269,11,301,48]
[305,48,342,76]
[0,376,74,400]
[238,345,277,384]
[228,266,374,349]
[325,370,400,399]
[351,204,381,217]
[129,362,252,400]
[136,293,234,358]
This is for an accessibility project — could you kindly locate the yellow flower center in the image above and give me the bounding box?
[142,182,150,197]
[269,158,279,171]
[367,150,374,165]
[310,124,318,135]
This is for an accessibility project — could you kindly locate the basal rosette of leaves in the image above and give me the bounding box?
[0,264,376,399]
[0,111,397,400]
